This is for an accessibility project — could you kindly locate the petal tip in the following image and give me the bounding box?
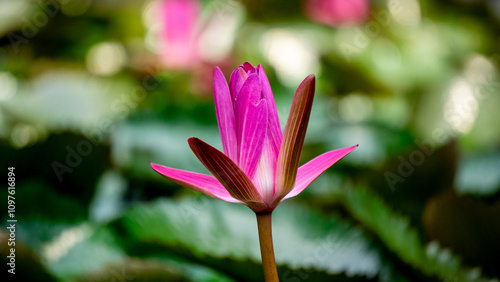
[303,74,316,83]
[213,67,225,79]
[297,74,316,94]
[242,61,254,70]
[345,144,359,153]
[188,137,203,152]
[150,162,165,176]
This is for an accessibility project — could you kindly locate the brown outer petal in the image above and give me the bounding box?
[274,74,316,202]
[188,137,268,210]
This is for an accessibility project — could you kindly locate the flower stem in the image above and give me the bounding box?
[256,212,279,282]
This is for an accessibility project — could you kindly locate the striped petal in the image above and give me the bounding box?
[213,67,238,162]
[188,137,266,210]
[235,74,267,178]
[229,66,249,101]
[252,136,277,203]
[275,74,316,201]
[258,64,282,158]
[283,145,358,200]
[150,162,240,203]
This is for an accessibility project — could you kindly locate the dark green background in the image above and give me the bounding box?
[1,0,499,281]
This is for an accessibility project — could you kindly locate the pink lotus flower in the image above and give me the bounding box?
[151,62,357,213]
[304,0,370,27]
[158,0,201,69]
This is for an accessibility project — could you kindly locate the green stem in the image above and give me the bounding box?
[256,212,279,282]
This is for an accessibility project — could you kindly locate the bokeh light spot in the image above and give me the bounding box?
[198,2,243,62]
[339,93,373,122]
[463,54,496,85]
[86,42,127,76]
[142,0,162,29]
[43,224,91,262]
[0,72,17,101]
[389,0,421,26]
[372,38,401,71]
[261,29,320,87]
[444,78,478,134]
[11,123,38,148]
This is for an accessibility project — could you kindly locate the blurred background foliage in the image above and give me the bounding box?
[1,0,500,281]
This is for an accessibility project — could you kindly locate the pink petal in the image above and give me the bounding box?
[229,66,249,101]
[252,136,277,203]
[188,137,266,208]
[150,162,240,203]
[305,0,370,27]
[241,62,255,72]
[283,145,358,200]
[275,74,316,200]
[159,0,200,69]
[258,64,282,159]
[213,67,238,162]
[234,74,267,178]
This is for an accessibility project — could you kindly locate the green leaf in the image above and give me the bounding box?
[41,223,126,281]
[76,257,234,282]
[1,70,135,132]
[341,186,493,281]
[110,120,221,178]
[27,221,229,281]
[116,196,382,279]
